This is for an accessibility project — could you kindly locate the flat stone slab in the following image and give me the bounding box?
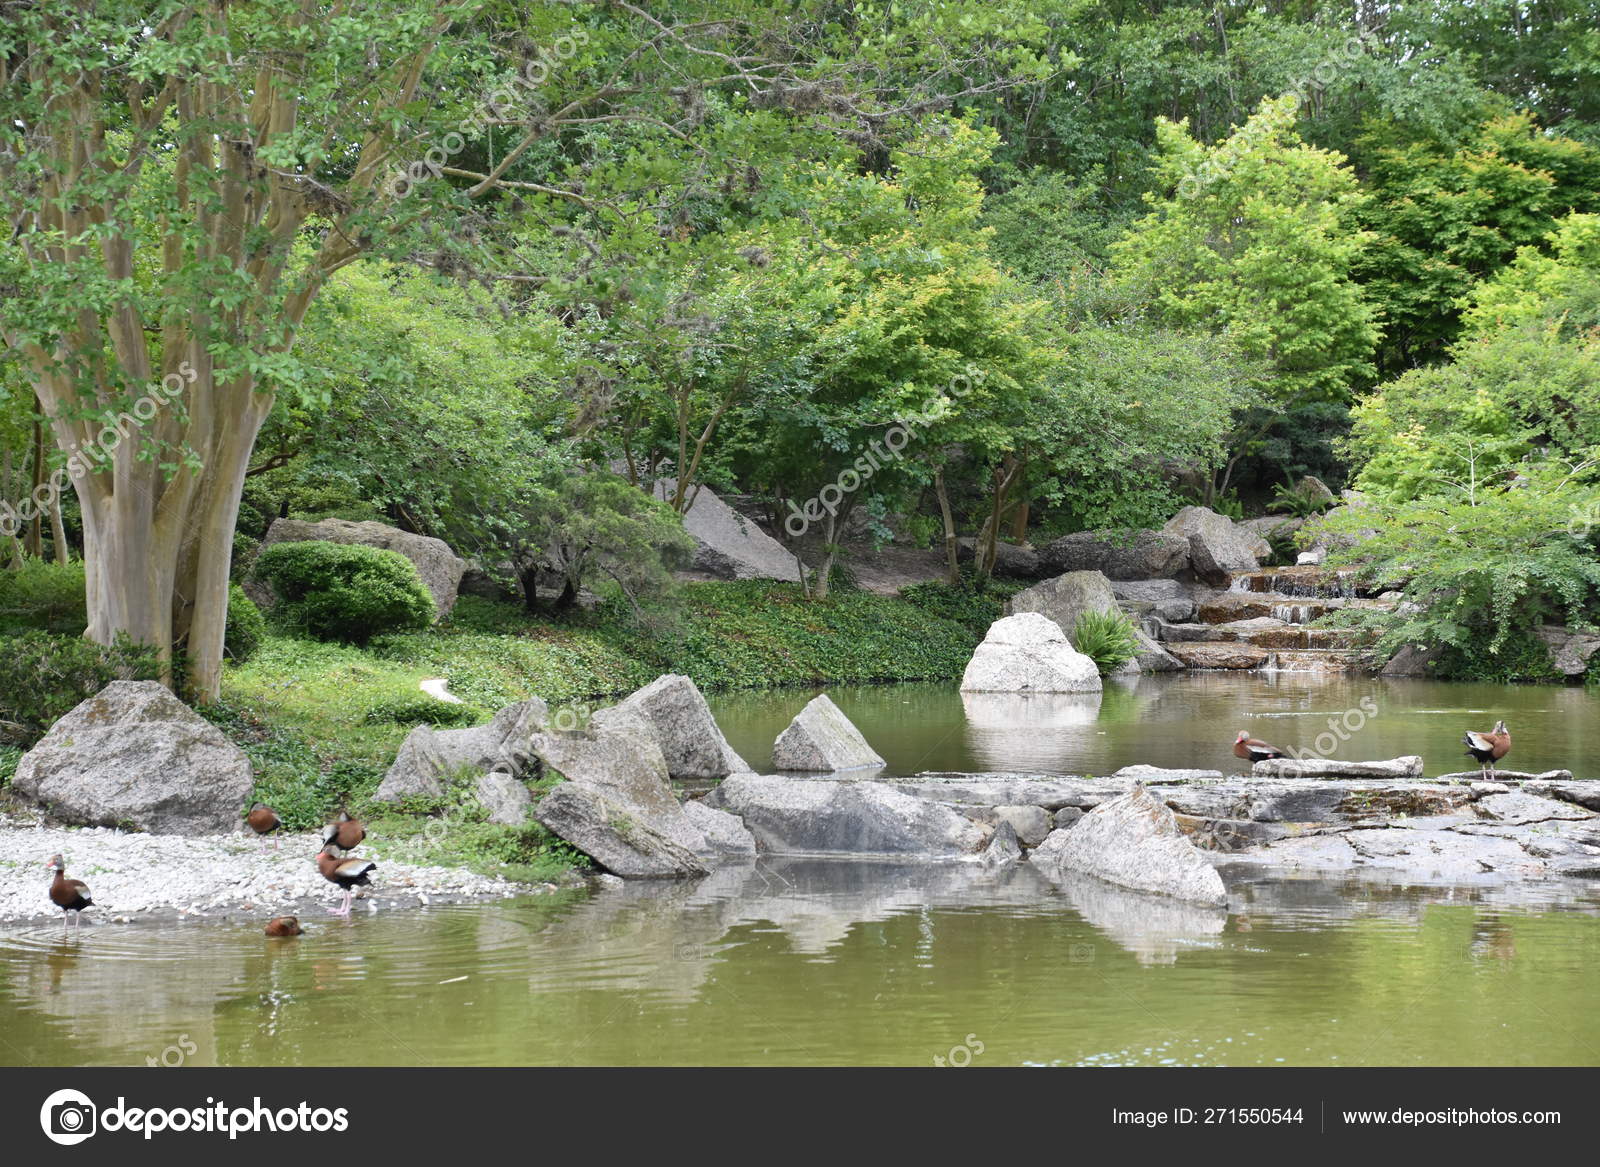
[1436,769,1576,783]
[1114,765,1225,783]
[1252,756,1424,779]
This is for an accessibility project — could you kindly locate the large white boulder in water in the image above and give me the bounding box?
[13,681,253,836]
[1032,784,1227,906]
[771,694,885,772]
[959,612,1102,693]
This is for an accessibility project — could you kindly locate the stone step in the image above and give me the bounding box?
[1195,593,1390,625]
[1167,642,1371,673]
[1166,642,1272,670]
[1155,616,1355,649]
[1228,565,1374,598]
[1261,648,1371,674]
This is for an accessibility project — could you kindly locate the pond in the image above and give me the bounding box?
[4,860,1600,1066]
[709,674,1600,779]
[4,674,1599,1067]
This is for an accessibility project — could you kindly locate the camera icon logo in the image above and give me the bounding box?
[40,1088,97,1145]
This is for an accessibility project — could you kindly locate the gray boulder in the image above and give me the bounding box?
[1031,784,1228,906]
[258,517,467,620]
[373,698,548,804]
[1038,529,1191,580]
[475,771,533,825]
[1381,643,1446,677]
[653,478,799,582]
[1007,571,1184,673]
[524,720,713,870]
[591,673,748,779]
[682,798,758,858]
[956,537,1046,580]
[1162,506,1259,586]
[13,681,253,836]
[960,612,1103,693]
[993,804,1052,848]
[534,783,710,878]
[704,774,989,857]
[1537,625,1600,679]
[772,694,885,772]
[980,820,1022,866]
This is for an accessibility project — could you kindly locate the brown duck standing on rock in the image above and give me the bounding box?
[1463,720,1511,777]
[323,809,365,855]
[317,844,377,918]
[246,802,282,850]
[46,855,92,937]
[1233,731,1286,764]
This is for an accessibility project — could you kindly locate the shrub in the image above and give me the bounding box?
[0,745,19,788]
[362,695,481,726]
[1071,608,1141,676]
[225,584,266,664]
[253,541,435,644]
[0,631,162,744]
[0,560,87,634]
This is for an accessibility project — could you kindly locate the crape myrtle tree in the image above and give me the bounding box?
[0,0,1053,700]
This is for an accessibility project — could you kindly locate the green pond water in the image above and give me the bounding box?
[4,674,1600,1067]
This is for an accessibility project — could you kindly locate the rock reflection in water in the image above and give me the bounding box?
[960,692,1103,772]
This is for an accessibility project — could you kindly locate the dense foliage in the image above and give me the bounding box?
[252,543,437,644]
[0,632,162,744]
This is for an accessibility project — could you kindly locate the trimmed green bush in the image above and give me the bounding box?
[253,541,435,644]
[225,583,267,663]
[1071,608,1142,676]
[0,631,162,743]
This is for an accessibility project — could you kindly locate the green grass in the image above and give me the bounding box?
[205,579,994,882]
[0,745,20,789]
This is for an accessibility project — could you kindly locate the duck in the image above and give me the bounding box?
[1463,720,1511,777]
[246,802,282,850]
[46,854,92,937]
[1233,731,1286,764]
[322,809,365,855]
[316,844,377,918]
[264,916,303,938]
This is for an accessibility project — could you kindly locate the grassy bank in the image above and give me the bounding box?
[208,579,1004,880]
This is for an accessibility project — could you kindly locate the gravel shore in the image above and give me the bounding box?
[0,812,547,925]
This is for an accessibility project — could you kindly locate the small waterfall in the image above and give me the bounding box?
[1270,603,1315,624]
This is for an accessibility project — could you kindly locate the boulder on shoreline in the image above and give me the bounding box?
[704,774,989,857]
[257,517,466,620]
[772,694,886,773]
[531,715,719,876]
[373,698,548,806]
[1032,785,1228,906]
[593,673,749,779]
[960,612,1103,693]
[13,681,254,836]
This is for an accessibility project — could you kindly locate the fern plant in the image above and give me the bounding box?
[1071,608,1142,676]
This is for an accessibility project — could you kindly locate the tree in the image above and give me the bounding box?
[0,0,1049,699]
[1109,95,1378,408]
[1354,113,1600,372]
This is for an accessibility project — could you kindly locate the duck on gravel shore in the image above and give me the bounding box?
[246,803,282,850]
[46,854,92,937]
[316,844,378,917]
